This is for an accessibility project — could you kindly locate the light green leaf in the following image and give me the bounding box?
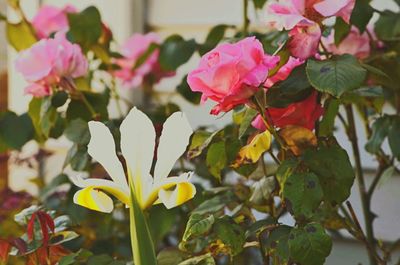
[178,253,215,265]
[6,21,37,51]
[188,130,221,159]
[183,214,215,242]
[306,55,367,97]
[238,107,258,138]
[206,141,227,181]
[365,116,391,154]
[319,98,339,137]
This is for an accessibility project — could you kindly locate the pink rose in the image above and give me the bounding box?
[187,37,280,115]
[15,32,88,97]
[322,26,371,59]
[266,0,355,59]
[113,33,173,88]
[32,5,77,39]
[252,92,324,130]
[265,56,304,88]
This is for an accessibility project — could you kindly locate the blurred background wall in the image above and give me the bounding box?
[1,0,400,264]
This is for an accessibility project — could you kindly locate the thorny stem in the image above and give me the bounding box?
[345,105,378,265]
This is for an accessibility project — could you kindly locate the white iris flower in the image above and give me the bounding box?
[71,107,196,213]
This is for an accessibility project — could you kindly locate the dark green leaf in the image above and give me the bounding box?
[375,10,400,41]
[199,25,233,55]
[67,91,109,121]
[134,43,159,70]
[67,6,102,48]
[262,225,292,263]
[157,249,188,265]
[64,144,90,171]
[64,119,90,145]
[319,98,339,137]
[177,75,201,104]
[283,172,323,218]
[388,117,400,160]
[334,17,351,45]
[267,65,312,107]
[0,111,34,150]
[6,21,37,51]
[306,55,367,97]
[51,91,69,108]
[288,223,332,265]
[192,193,233,215]
[365,116,391,154]
[350,0,374,33]
[0,13,6,21]
[148,205,178,244]
[302,144,355,205]
[178,253,215,265]
[206,141,227,181]
[213,217,245,256]
[159,35,197,71]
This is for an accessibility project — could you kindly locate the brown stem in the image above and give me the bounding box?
[345,105,378,265]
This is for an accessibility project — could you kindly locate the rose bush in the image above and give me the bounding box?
[1,0,400,265]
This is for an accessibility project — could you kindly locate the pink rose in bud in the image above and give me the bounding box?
[252,92,324,130]
[265,56,304,88]
[266,0,355,59]
[32,5,77,39]
[15,32,88,97]
[113,33,174,88]
[322,26,371,59]
[187,37,280,115]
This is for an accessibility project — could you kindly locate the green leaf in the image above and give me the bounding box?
[276,158,299,189]
[177,75,201,104]
[178,253,215,265]
[157,249,188,265]
[67,6,102,48]
[183,214,215,242]
[334,17,351,45]
[249,176,276,205]
[64,144,90,171]
[51,91,69,108]
[39,174,69,201]
[0,13,6,21]
[319,98,339,137]
[6,21,37,51]
[288,223,332,265]
[266,64,312,107]
[40,97,58,137]
[159,35,197,71]
[0,111,34,150]
[375,10,400,41]
[262,225,292,263]
[28,98,45,142]
[192,193,233,215]
[283,172,323,218]
[302,144,355,205]
[64,119,90,145]
[129,176,157,265]
[206,141,227,181]
[188,130,221,159]
[306,55,367,97]
[252,0,268,9]
[199,25,233,55]
[365,116,391,154]
[148,206,178,244]
[238,108,258,138]
[350,0,374,33]
[50,231,79,245]
[213,217,245,256]
[67,91,109,121]
[377,166,396,189]
[388,117,400,160]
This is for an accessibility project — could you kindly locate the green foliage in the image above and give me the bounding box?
[266,65,312,107]
[206,141,227,181]
[350,0,374,33]
[0,111,34,150]
[375,10,400,41]
[319,98,339,137]
[288,223,332,265]
[67,6,102,48]
[307,55,367,97]
[261,225,291,263]
[283,172,323,219]
[302,144,355,205]
[252,0,268,9]
[159,35,197,71]
[177,76,201,104]
[334,17,351,45]
[199,25,233,55]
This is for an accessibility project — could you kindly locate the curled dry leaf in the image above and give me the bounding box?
[232,131,272,168]
[279,125,317,155]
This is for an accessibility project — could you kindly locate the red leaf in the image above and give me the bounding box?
[40,212,55,233]
[27,212,37,241]
[0,240,10,263]
[37,212,50,246]
[9,238,27,254]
